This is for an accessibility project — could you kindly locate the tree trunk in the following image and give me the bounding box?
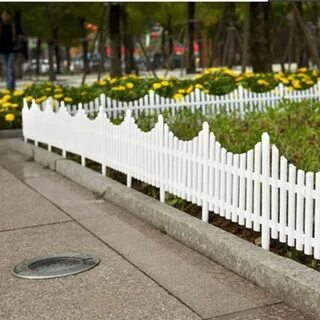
[66,46,71,73]
[109,3,122,78]
[79,17,89,74]
[53,28,61,74]
[47,39,56,81]
[122,7,135,75]
[98,24,105,79]
[36,37,41,76]
[186,2,196,74]
[249,3,272,72]
[293,3,320,68]
[198,31,203,68]
[168,16,174,69]
[241,3,250,72]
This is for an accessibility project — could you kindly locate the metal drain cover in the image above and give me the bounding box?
[12,255,100,279]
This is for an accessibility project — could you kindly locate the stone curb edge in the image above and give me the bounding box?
[7,138,320,320]
[0,129,22,139]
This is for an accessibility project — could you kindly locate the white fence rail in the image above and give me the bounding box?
[39,82,320,118]
[23,101,320,259]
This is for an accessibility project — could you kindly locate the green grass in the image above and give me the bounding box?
[125,100,320,172]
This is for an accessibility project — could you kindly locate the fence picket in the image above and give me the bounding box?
[288,164,296,247]
[279,157,288,243]
[304,172,314,255]
[271,146,279,239]
[314,173,320,259]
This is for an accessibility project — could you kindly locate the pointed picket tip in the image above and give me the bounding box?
[157,114,164,125]
[31,99,37,110]
[261,132,270,142]
[98,105,104,114]
[202,121,209,132]
[125,109,132,119]
[23,98,28,110]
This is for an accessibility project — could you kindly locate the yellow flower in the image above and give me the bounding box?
[5,113,15,122]
[161,80,169,87]
[45,87,52,92]
[257,79,269,86]
[14,89,24,97]
[281,78,289,85]
[54,94,63,99]
[54,87,63,93]
[306,80,314,85]
[223,68,237,77]
[186,86,194,94]
[36,96,47,104]
[64,97,73,103]
[99,80,107,86]
[2,94,11,102]
[152,83,162,90]
[173,93,184,101]
[292,80,301,89]
[178,89,186,94]
[298,67,307,73]
[195,84,203,89]
[81,92,87,96]
[194,74,202,80]
[126,82,134,89]
[1,88,10,95]
[25,96,33,103]
[2,102,11,108]
[244,72,254,78]
[110,78,117,84]
[203,89,209,94]
[10,103,18,108]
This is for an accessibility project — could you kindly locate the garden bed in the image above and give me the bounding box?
[1,67,319,129]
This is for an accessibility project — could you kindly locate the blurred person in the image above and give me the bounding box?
[0,10,16,90]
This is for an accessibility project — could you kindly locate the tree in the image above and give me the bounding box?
[249,3,272,72]
[109,3,122,77]
[186,2,196,74]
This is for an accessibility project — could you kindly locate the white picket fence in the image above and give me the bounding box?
[22,101,320,259]
[39,82,320,118]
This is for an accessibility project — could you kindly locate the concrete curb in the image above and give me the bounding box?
[0,129,22,139]
[8,138,320,320]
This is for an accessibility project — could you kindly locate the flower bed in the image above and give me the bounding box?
[1,67,320,130]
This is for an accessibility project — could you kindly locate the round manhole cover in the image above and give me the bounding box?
[12,255,100,279]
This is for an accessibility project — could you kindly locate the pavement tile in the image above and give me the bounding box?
[0,158,56,180]
[25,174,99,206]
[0,166,16,182]
[61,200,125,220]
[80,211,280,319]
[210,302,307,320]
[0,173,70,231]
[0,149,31,164]
[0,222,200,320]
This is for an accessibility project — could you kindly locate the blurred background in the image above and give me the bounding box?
[1,1,320,82]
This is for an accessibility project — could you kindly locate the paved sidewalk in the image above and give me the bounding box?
[0,141,308,320]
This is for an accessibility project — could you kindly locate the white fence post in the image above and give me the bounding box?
[158,115,166,203]
[261,133,270,250]
[201,122,210,222]
[314,173,320,259]
[126,110,132,188]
